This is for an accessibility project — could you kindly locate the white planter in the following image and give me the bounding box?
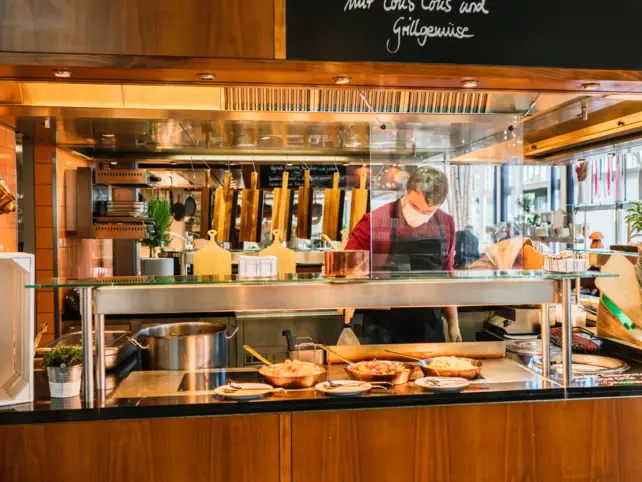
[141,257,175,276]
[47,365,82,398]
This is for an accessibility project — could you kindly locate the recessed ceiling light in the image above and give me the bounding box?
[102,133,115,139]
[53,69,71,78]
[110,161,118,165]
[460,79,479,88]
[582,82,601,91]
[197,73,216,81]
[333,76,352,85]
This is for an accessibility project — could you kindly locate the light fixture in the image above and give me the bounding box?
[333,76,352,85]
[110,161,118,165]
[582,82,600,90]
[197,73,216,81]
[460,79,479,88]
[101,133,115,139]
[53,69,71,78]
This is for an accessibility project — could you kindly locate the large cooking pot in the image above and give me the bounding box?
[129,322,238,370]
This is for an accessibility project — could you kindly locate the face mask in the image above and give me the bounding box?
[402,202,434,228]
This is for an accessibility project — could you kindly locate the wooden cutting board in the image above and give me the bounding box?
[296,169,313,239]
[259,229,295,275]
[193,230,232,276]
[322,171,345,241]
[272,171,293,240]
[349,169,369,233]
[324,341,506,364]
[238,171,264,243]
[212,171,238,243]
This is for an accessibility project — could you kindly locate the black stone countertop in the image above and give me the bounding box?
[0,360,563,425]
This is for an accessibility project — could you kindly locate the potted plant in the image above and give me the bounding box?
[42,345,83,398]
[140,197,175,276]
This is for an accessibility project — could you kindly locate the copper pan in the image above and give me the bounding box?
[418,358,483,380]
[244,344,326,388]
[324,250,369,278]
[258,365,326,389]
[345,363,413,385]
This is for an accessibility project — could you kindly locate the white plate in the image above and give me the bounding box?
[415,377,470,392]
[315,380,372,397]
[214,383,273,400]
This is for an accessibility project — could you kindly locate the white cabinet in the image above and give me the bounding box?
[0,253,34,407]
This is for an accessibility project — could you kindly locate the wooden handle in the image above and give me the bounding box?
[243,345,272,365]
[384,349,422,362]
[359,170,367,190]
[208,230,217,241]
[282,171,289,189]
[318,344,354,365]
[250,171,258,190]
[322,233,337,250]
[272,229,282,244]
[304,169,310,189]
[224,171,231,190]
[332,171,339,190]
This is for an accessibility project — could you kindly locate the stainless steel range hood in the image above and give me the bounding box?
[523,95,642,162]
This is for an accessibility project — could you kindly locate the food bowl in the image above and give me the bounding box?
[418,357,483,380]
[258,364,326,389]
[345,361,413,385]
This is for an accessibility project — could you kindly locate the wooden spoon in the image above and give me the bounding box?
[242,344,272,365]
[384,349,423,362]
[318,344,354,364]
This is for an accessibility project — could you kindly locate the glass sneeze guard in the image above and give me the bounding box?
[27,270,617,289]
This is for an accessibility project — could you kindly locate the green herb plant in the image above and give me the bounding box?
[625,201,642,239]
[141,197,173,257]
[42,345,83,368]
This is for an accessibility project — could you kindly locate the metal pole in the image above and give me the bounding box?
[540,304,551,378]
[80,287,94,406]
[95,313,106,403]
[561,279,573,386]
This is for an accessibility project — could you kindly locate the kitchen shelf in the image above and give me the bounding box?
[573,201,634,213]
[94,169,160,187]
[92,223,149,240]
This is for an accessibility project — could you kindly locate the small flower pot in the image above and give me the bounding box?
[47,365,82,398]
[140,257,175,276]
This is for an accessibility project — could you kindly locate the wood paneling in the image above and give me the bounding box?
[292,398,642,482]
[3,56,642,93]
[274,0,286,60]
[33,126,56,333]
[0,0,273,59]
[0,414,282,482]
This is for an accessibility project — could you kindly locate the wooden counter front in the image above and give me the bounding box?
[3,398,642,482]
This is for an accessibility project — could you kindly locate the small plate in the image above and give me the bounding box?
[213,383,273,400]
[415,377,470,392]
[315,380,372,397]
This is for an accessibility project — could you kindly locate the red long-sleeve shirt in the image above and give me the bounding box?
[345,201,455,272]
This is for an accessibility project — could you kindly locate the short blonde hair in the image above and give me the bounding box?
[406,167,449,207]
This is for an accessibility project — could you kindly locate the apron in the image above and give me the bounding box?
[361,199,447,344]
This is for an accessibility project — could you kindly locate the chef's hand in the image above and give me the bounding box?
[448,322,462,343]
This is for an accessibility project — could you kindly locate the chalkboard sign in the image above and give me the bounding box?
[287,0,642,71]
[259,165,348,189]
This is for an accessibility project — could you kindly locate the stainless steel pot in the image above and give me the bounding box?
[129,322,238,370]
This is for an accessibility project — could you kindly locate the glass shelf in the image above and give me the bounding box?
[27,269,617,289]
[574,248,637,256]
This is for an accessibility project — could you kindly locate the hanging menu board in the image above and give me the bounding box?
[287,0,642,70]
[259,165,348,189]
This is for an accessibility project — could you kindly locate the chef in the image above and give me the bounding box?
[345,166,462,344]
